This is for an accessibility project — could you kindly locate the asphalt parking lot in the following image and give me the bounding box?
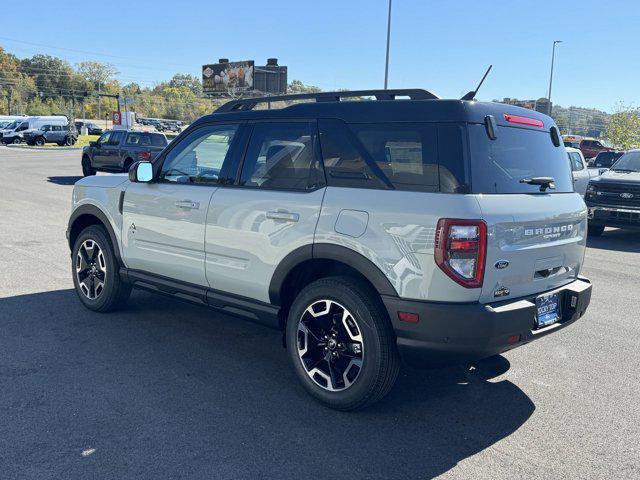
[0,146,638,480]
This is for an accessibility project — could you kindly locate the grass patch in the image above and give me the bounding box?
[75,135,100,148]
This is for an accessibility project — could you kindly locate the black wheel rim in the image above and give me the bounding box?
[76,239,106,300]
[297,299,364,392]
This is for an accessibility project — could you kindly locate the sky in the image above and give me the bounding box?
[0,0,638,112]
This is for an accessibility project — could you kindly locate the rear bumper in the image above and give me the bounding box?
[383,277,592,368]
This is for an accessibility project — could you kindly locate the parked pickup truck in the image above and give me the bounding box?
[81,130,168,177]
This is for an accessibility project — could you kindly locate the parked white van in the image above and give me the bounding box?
[0,116,68,144]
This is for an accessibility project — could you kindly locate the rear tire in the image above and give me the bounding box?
[123,158,133,173]
[72,225,131,312]
[64,136,73,146]
[286,276,400,411]
[11,137,21,144]
[588,224,605,237]
[82,156,96,176]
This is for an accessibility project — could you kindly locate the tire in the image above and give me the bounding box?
[82,156,96,176]
[57,142,65,147]
[588,224,605,237]
[123,158,133,173]
[64,136,73,146]
[285,276,400,411]
[71,225,131,312]
[34,136,45,146]
[11,137,21,144]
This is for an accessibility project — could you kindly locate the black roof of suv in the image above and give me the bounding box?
[197,89,551,130]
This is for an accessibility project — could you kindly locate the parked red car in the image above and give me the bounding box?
[580,138,613,160]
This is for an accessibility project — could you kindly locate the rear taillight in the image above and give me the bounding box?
[138,151,151,161]
[434,218,487,288]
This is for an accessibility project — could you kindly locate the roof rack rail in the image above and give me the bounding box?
[214,89,440,113]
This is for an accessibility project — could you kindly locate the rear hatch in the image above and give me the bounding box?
[467,120,587,304]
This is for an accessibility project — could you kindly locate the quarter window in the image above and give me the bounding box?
[240,122,324,190]
[160,124,239,184]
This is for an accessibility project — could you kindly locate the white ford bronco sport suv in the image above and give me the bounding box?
[67,90,592,411]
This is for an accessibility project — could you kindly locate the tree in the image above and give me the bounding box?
[288,79,322,94]
[76,61,119,88]
[20,54,78,101]
[605,104,640,150]
[167,73,202,96]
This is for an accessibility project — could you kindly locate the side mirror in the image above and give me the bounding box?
[129,161,153,183]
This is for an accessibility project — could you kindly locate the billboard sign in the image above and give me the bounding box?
[203,61,254,94]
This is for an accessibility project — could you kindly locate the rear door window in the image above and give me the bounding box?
[468,124,573,193]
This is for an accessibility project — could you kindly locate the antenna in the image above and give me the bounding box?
[461,65,492,101]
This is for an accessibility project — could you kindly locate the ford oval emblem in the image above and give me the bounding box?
[495,260,509,270]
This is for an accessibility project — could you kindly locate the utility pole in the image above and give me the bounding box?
[97,82,101,121]
[547,40,562,116]
[384,0,392,89]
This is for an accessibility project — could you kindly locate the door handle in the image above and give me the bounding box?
[266,210,299,222]
[175,200,200,209]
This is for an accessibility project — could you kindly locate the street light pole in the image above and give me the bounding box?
[384,0,392,89]
[547,40,562,116]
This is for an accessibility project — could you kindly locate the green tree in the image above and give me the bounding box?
[605,104,640,150]
[288,79,322,94]
[167,74,202,96]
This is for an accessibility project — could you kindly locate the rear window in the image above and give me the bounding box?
[468,124,573,194]
[593,152,621,168]
[125,132,168,147]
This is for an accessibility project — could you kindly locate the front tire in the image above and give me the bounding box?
[71,225,131,312]
[286,276,400,411]
[588,224,605,237]
[34,136,45,146]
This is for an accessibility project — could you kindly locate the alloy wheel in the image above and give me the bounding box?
[76,239,106,300]
[297,299,364,392]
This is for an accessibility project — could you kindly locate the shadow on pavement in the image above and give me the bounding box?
[47,175,83,185]
[587,228,640,253]
[0,288,534,480]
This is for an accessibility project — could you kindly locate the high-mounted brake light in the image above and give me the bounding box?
[434,219,487,288]
[503,114,543,128]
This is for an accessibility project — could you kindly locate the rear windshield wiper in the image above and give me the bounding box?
[519,176,556,192]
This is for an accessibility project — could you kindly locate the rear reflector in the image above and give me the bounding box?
[503,114,543,128]
[398,312,419,324]
[507,334,521,344]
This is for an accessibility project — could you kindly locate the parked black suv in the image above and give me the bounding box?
[586,150,640,235]
[81,130,168,176]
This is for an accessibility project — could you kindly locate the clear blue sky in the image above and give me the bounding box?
[1,0,637,112]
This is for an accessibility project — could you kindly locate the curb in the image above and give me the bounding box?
[4,144,82,151]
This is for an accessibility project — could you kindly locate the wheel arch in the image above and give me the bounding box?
[270,243,398,328]
[67,204,122,264]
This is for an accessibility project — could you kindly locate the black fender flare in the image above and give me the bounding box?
[67,204,122,264]
[268,243,398,305]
